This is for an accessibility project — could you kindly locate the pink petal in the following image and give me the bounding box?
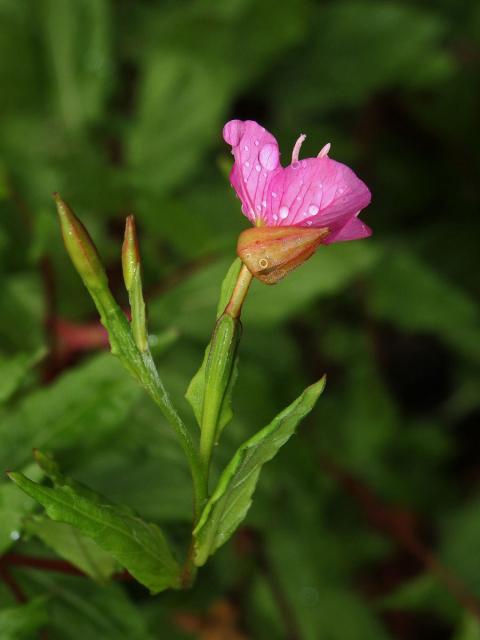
[264,157,371,229]
[223,120,281,224]
[324,215,372,244]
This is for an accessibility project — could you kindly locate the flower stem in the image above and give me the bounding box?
[199,262,253,478]
[224,263,253,318]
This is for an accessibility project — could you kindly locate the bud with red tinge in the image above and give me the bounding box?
[54,193,108,292]
[122,215,148,352]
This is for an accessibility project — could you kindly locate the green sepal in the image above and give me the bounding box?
[193,377,326,566]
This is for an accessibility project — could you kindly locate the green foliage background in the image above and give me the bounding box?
[0,0,479,638]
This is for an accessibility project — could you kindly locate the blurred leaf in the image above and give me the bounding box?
[0,354,141,472]
[274,1,455,117]
[0,347,45,404]
[194,377,326,565]
[455,615,480,640]
[25,517,118,583]
[42,0,112,131]
[0,463,43,555]
[368,248,480,361]
[0,597,48,640]
[28,574,155,640]
[128,50,227,197]
[440,498,480,595]
[9,465,181,594]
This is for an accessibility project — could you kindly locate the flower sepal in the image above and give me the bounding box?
[237,225,329,284]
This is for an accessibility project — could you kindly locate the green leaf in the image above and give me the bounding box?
[186,258,242,430]
[25,517,118,583]
[42,0,112,131]
[0,598,48,640]
[193,377,326,565]
[27,574,155,640]
[0,348,45,404]
[0,354,141,472]
[8,469,181,594]
[0,463,43,555]
[455,615,480,640]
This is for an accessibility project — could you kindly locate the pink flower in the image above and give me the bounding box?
[223,119,371,244]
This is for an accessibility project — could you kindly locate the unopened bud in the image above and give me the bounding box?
[122,215,148,352]
[54,193,108,292]
[122,215,140,292]
[237,226,329,285]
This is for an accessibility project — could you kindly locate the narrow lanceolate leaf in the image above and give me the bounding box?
[8,472,181,593]
[186,258,242,431]
[193,377,326,566]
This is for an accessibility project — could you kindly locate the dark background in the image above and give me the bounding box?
[0,1,479,638]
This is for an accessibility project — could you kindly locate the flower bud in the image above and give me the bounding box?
[54,193,108,292]
[122,215,140,293]
[122,215,148,352]
[237,226,329,284]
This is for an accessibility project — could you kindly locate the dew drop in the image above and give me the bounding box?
[296,196,301,201]
[244,161,250,168]
[243,145,249,152]
[262,200,267,207]
[255,164,261,172]
[259,143,279,171]
[272,192,278,198]
[279,206,289,219]
[254,139,259,146]
[308,204,319,216]
[10,530,20,541]
[273,214,278,221]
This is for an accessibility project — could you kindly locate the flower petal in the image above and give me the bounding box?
[324,215,372,244]
[264,157,371,229]
[223,120,281,224]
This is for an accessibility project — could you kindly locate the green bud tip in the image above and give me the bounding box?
[122,215,141,292]
[53,193,108,291]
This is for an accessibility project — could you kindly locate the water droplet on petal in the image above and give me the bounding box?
[279,206,289,219]
[255,164,261,172]
[254,139,259,146]
[262,200,267,207]
[244,145,249,151]
[273,214,278,221]
[296,196,301,201]
[10,530,20,541]
[244,161,250,168]
[259,143,279,171]
[308,204,319,216]
[272,192,278,198]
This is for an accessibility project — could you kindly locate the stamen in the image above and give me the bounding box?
[318,142,331,158]
[291,134,306,163]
